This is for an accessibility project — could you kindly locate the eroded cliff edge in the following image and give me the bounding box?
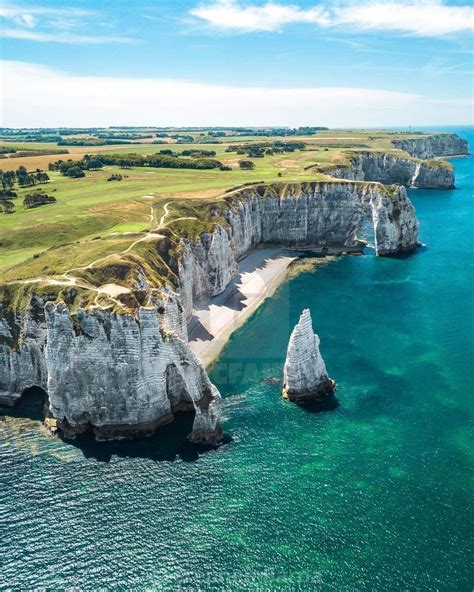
[391,133,468,159]
[0,181,420,442]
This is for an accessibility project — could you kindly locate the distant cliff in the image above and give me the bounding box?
[308,151,454,189]
[391,133,468,159]
[0,181,420,442]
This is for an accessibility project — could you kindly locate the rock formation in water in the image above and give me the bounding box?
[391,133,468,159]
[310,152,454,189]
[0,181,420,441]
[282,309,335,403]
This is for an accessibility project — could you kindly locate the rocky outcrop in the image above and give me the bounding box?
[176,182,419,319]
[0,290,222,445]
[0,181,420,441]
[310,152,454,189]
[391,133,468,159]
[282,309,335,403]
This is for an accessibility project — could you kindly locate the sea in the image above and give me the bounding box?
[0,127,472,591]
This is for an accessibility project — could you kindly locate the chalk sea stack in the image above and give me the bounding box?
[282,309,335,403]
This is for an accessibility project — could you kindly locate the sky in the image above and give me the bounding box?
[0,0,473,127]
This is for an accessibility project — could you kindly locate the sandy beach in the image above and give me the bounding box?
[188,248,298,368]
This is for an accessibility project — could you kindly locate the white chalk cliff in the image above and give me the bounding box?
[391,134,468,159]
[283,309,335,402]
[312,152,455,189]
[0,181,420,441]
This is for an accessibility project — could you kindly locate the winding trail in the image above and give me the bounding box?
[159,202,171,226]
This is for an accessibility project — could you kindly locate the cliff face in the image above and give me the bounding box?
[177,182,419,318]
[0,289,222,444]
[0,297,48,406]
[225,182,419,257]
[0,181,420,441]
[391,134,468,159]
[178,224,239,319]
[283,309,335,403]
[316,152,454,189]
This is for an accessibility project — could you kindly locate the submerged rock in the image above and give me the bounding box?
[282,309,335,403]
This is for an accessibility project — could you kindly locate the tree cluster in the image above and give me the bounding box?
[49,152,224,175]
[158,148,217,158]
[234,127,327,137]
[180,149,217,158]
[99,153,220,170]
[58,138,134,146]
[238,160,255,170]
[226,141,305,158]
[0,167,49,199]
[23,191,57,209]
[48,156,103,177]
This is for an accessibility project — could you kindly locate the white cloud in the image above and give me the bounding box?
[190,0,474,37]
[191,0,329,32]
[0,4,93,22]
[335,1,474,36]
[0,2,136,44]
[1,60,472,128]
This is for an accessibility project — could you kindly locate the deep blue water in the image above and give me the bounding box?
[1,128,472,591]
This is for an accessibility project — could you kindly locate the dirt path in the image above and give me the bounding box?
[159,202,171,226]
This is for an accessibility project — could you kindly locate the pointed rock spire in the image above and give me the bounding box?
[283,309,335,403]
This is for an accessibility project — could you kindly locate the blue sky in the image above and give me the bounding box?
[1,0,473,127]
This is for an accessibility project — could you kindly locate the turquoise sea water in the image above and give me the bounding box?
[1,128,472,591]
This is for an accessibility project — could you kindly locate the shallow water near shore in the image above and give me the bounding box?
[1,128,473,591]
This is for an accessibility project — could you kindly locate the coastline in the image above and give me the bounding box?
[188,248,299,368]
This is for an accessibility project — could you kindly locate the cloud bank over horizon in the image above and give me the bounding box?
[1,60,472,128]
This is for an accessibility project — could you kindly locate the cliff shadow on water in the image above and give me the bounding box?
[296,391,340,414]
[0,392,231,463]
[58,412,232,463]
